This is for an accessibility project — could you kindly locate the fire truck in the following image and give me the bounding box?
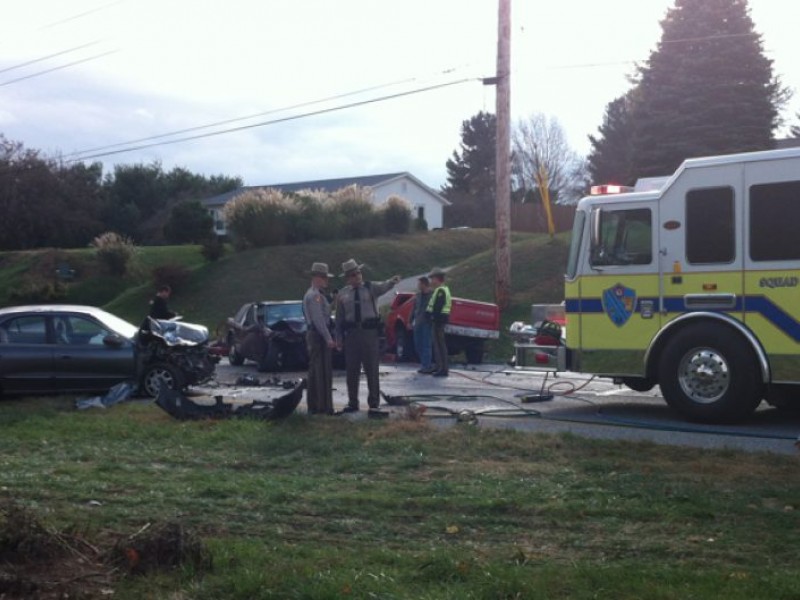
[513,147,800,422]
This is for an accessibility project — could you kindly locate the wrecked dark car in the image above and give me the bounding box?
[226,301,308,371]
[137,317,218,396]
[0,305,217,398]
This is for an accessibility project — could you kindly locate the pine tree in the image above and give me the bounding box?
[791,113,800,138]
[443,111,497,227]
[588,95,636,186]
[630,0,786,177]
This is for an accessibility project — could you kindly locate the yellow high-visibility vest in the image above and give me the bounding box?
[426,284,451,316]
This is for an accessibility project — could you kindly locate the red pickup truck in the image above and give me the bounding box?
[385,293,500,364]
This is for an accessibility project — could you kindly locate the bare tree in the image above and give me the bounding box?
[512,113,587,205]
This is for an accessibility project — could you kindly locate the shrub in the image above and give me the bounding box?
[330,185,378,239]
[414,216,429,232]
[200,236,225,262]
[9,280,67,304]
[163,200,214,244]
[151,264,191,292]
[382,195,412,234]
[91,231,137,276]
[289,192,331,243]
[222,189,295,249]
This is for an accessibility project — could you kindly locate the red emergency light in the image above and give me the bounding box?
[590,184,634,196]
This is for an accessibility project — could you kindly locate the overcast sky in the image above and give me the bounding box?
[1,0,798,189]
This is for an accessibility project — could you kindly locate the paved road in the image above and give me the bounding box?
[203,361,800,456]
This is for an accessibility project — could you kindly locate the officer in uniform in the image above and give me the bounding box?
[335,258,400,413]
[303,262,336,415]
[426,267,452,377]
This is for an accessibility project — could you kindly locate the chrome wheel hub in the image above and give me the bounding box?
[677,347,729,404]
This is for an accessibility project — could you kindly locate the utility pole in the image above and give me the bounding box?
[494,0,512,309]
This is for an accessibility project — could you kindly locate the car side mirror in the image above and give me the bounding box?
[103,334,125,348]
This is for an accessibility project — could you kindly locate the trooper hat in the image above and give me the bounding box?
[340,258,365,277]
[309,262,334,278]
[428,267,447,279]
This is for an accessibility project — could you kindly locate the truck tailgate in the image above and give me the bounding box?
[445,298,500,339]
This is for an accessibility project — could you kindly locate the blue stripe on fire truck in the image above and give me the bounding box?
[565,296,800,342]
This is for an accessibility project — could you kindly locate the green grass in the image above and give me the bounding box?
[1,397,799,598]
[0,229,566,359]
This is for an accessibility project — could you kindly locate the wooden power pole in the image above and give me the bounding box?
[494,0,512,309]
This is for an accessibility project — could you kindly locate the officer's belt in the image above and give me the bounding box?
[344,318,381,330]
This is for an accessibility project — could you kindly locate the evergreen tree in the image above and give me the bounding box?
[444,111,496,195]
[631,0,786,177]
[587,95,636,186]
[442,112,497,227]
[791,112,800,138]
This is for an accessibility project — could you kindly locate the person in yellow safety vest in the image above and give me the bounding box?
[425,267,452,377]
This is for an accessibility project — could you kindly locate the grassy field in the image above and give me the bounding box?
[1,396,798,599]
[0,230,567,360]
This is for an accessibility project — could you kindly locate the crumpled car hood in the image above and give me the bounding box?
[144,318,209,346]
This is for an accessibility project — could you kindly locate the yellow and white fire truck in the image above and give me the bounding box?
[514,147,800,422]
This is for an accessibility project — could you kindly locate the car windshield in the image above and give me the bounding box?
[261,303,304,327]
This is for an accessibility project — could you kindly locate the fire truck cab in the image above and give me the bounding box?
[516,147,800,422]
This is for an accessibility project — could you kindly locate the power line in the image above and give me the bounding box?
[62,75,426,159]
[65,77,478,163]
[39,0,124,31]
[0,41,103,75]
[0,49,118,87]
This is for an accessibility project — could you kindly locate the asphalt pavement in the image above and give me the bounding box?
[204,360,800,456]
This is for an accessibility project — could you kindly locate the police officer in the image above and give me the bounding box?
[303,262,336,415]
[335,258,400,414]
[426,267,452,377]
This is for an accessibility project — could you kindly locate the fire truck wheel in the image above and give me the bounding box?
[141,363,185,398]
[658,324,762,423]
[620,377,655,392]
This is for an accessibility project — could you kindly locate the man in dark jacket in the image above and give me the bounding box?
[412,276,434,373]
[149,285,176,320]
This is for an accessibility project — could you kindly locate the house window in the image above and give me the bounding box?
[417,206,425,220]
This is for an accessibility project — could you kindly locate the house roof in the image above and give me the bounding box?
[202,171,449,207]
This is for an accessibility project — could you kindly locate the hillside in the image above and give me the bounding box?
[0,229,569,359]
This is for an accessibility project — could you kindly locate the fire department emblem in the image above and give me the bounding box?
[602,284,637,327]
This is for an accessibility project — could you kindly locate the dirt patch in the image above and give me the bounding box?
[0,501,211,599]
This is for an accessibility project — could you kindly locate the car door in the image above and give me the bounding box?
[0,314,55,394]
[52,313,136,392]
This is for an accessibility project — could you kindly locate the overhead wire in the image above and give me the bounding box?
[38,0,125,31]
[0,40,104,75]
[61,74,434,159]
[63,76,480,163]
[0,49,118,87]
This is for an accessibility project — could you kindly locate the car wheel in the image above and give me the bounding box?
[260,342,281,372]
[395,326,415,362]
[228,336,245,366]
[465,340,485,365]
[658,324,762,423]
[141,363,185,398]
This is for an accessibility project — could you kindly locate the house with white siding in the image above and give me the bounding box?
[202,172,449,236]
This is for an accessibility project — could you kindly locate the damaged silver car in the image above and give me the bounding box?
[0,305,217,397]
